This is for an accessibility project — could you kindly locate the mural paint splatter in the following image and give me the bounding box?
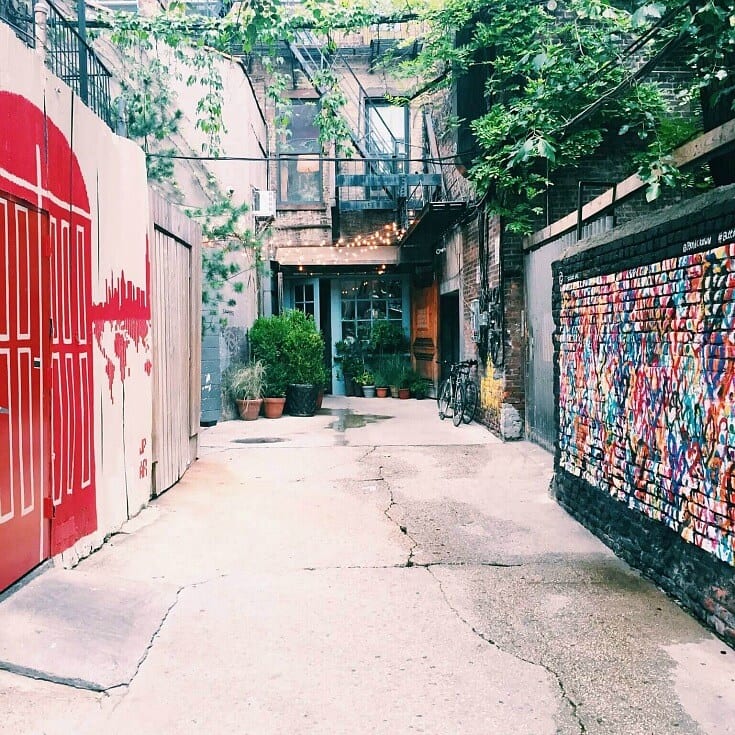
[558,240,735,567]
[91,244,152,400]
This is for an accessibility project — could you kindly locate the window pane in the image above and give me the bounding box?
[342,301,355,320]
[388,300,402,319]
[356,300,372,319]
[304,284,314,302]
[279,158,322,203]
[342,322,356,340]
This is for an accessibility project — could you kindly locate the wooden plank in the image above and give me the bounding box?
[525,118,735,251]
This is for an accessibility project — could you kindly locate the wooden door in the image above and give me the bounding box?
[0,193,50,590]
[410,281,439,388]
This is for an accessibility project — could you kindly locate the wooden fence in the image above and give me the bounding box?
[149,189,202,496]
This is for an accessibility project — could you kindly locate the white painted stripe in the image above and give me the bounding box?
[0,199,8,342]
[80,352,91,488]
[51,217,59,344]
[15,206,31,341]
[65,353,75,495]
[19,349,34,516]
[51,354,62,505]
[0,164,91,220]
[0,349,13,523]
[76,226,87,344]
[61,222,72,345]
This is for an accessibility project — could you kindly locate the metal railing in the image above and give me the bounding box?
[289,30,401,162]
[43,0,114,128]
[1,0,114,130]
[0,0,34,45]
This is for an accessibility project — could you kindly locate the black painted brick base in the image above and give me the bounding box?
[553,470,735,647]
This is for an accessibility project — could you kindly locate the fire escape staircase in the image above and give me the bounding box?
[288,31,442,216]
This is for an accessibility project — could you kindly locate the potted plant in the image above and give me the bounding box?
[227,361,265,420]
[372,368,389,398]
[334,336,366,396]
[370,319,408,356]
[282,310,326,417]
[355,369,375,397]
[249,314,290,418]
[398,366,411,399]
[381,354,408,398]
[408,371,428,400]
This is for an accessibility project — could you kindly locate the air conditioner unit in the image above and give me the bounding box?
[252,189,276,218]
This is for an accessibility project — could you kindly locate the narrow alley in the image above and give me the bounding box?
[0,397,733,735]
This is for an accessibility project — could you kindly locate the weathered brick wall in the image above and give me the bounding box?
[552,185,735,644]
[456,211,525,439]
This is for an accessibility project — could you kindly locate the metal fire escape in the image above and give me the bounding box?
[288,31,442,221]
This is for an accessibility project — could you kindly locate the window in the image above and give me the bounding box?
[278,101,323,204]
[366,101,407,158]
[340,279,403,341]
[294,283,316,317]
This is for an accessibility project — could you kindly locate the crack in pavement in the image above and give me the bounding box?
[424,565,587,735]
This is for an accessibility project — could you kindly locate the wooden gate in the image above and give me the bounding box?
[149,191,201,496]
[0,193,50,590]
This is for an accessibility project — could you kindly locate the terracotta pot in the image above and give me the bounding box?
[236,398,262,420]
[376,387,389,398]
[316,389,324,410]
[263,396,286,418]
[398,388,410,399]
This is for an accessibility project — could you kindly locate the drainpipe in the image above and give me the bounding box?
[34,0,49,63]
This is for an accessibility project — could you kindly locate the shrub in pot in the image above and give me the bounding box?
[282,310,326,416]
[249,315,290,418]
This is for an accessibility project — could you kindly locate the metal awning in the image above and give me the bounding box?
[399,201,468,251]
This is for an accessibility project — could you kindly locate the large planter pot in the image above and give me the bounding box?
[398,388,410,400]
[236,398,262,420]
[376,387,389,398]
[362,385,376,398]
[263,396,286,418]
[286,383,319,416]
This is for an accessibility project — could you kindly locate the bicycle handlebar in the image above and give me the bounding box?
[437,359,478,368]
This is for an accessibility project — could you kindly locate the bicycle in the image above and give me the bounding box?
[437,360,478,426]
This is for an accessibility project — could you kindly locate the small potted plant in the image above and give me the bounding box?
[227,361,265,420]
[381,354,407,398]
[356,369,376,397]
[334,336,365,396]
[372,369,389,398]
[408,370,428,399]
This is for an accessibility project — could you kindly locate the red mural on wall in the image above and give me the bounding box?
[0,91,151,576]
[90,242,152,401]
[0,91,98,556]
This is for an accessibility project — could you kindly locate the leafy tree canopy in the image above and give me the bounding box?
[100,0,733,233]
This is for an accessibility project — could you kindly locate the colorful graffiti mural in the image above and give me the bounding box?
[558,238,735,566]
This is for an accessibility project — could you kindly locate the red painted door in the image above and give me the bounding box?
[0,193,50,591]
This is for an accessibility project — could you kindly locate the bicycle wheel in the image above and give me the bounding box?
[452,383,465,427]
[438,380,452,420]
[437,378,449,410]
[462,381,478,424]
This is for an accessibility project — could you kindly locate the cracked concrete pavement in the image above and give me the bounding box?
[0,396,733,734]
